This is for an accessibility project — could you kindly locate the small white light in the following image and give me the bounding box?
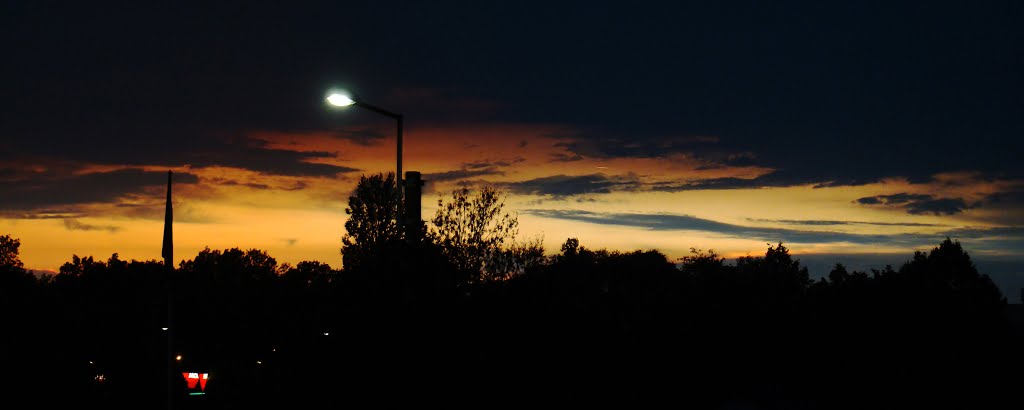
[176,355,182,361]
[256,360,262,365]
[326,93,355,107]
[161,327,168,331]
[323,332,329,336]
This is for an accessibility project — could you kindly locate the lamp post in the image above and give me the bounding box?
[326,92,405,230]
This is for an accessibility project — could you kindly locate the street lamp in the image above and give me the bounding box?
[325,91,404,209]
[327,90,426,242]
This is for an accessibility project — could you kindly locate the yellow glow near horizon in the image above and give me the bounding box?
[4,123,1018,273]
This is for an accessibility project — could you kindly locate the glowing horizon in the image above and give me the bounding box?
[5,123,1019,275]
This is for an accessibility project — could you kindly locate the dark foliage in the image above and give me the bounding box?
[1,234,1020,409]
[340,172,402,272]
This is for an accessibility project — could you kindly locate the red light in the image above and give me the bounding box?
[182,372,199,389]
[182,372,209,391]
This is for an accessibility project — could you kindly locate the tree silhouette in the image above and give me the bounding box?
[340,173,402,272]
[0,234,25,271]
[734,242,810,310]
[898,237,1006,330]
[430,185,540,283]
[281,260,335,287]
[0,234,34,292]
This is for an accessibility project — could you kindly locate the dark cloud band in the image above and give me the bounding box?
[0,168,198,217]
[502,174,641,197]
[524,209,1022,250]
[857,193,971,216]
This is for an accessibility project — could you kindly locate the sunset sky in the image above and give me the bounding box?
[3,1,1022,297]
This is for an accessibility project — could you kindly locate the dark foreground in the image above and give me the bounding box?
[8,300,1024,410]
[3,239,1021,409]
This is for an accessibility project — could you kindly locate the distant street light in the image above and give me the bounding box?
[326,91,405,230]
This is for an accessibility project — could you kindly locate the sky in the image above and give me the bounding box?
[2,1,1022,298]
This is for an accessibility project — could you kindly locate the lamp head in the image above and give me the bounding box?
[326,93,355,107]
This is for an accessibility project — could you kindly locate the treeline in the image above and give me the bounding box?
[0,232,1019,409]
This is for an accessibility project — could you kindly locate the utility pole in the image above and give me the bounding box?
[162,171,174,410]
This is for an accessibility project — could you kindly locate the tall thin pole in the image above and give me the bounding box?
[162,171,173,268]
[162,170,174,410]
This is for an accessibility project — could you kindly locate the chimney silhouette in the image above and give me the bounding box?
[161,171,173,269]
[404,171,424,242]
